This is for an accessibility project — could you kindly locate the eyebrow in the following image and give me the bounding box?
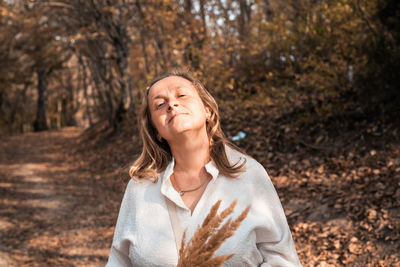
[150,86,189,102]
[151,95,165,102]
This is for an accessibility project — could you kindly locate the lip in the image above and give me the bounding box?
[169,113,188,123]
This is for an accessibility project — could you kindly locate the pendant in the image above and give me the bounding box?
[179,191,184,196]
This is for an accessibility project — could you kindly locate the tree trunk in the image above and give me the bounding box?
[80,56,93,127]
[34,68,48,131]
[238,0,251,42]
[136,0,150,75]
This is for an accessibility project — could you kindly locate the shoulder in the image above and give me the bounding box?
[126,177,153,190]
[225,145,267,175]
[123,177,159,198]
[225,145,273,187]
[118,177,163,218]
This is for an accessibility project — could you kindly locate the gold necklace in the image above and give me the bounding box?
[172,174,209,196]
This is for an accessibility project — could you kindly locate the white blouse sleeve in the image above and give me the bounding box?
[107,245,132,267]
[106,180,136,267]
[248,161,302,267]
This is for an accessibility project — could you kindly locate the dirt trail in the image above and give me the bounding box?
[1,124,399,266]
[0,128,113,267]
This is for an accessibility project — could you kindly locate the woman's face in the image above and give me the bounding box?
[147,76,210,142]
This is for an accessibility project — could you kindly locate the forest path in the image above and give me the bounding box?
[0,128,112,267]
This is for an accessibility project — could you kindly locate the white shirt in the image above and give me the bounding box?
[106,147,302,266]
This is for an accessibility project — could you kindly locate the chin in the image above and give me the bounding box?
[171,126,191,134]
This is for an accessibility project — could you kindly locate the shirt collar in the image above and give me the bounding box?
[160,157,220,207]
[204,160,219,181]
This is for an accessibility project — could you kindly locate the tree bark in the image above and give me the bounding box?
[238,0,252,42]
[33,68,48,131]
[79,56,93,127]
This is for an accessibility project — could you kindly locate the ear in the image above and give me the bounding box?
[157,133,163,142]
[205,106,211,119]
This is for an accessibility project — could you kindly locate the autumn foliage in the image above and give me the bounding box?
[0,0,399,135]
[0,0,399,266]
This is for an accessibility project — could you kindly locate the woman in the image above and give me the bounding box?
[106,71,302,266]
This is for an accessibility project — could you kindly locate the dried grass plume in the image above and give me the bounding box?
[177,200,250,267]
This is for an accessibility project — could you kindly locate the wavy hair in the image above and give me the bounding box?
[129,70,245,182]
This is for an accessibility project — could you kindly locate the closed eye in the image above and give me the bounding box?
[156,102,165,109]
[178,94,185,97]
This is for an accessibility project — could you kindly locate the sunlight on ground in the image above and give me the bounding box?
[0,182,13,188]
[26,227,113,261]
[0,218,14,231]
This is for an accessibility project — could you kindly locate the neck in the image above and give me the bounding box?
[168,129,210,177]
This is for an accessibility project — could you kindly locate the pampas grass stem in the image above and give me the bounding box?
[177,200,250,267]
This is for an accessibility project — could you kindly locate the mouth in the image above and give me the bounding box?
[169,113,188,123]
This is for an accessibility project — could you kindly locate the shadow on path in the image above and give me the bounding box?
[0,128,112,267]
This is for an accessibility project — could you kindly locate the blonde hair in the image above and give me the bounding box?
[129,70,245,182]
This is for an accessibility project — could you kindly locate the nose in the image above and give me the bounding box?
[167,101,179,112]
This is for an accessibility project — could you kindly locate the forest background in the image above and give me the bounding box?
[0,0,399,266]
